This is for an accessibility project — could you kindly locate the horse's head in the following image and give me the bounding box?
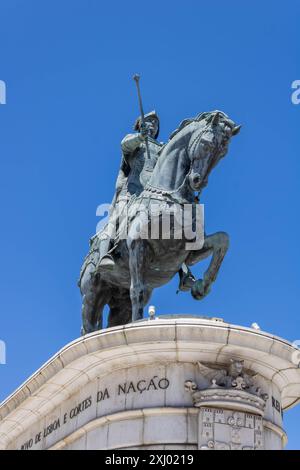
[148,110,240,203]
[188,111,241,192]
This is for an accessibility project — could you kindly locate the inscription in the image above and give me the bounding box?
[20,376,170,449]
[272,396,283,417]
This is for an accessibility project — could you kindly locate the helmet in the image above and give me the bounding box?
[133,110,160,139]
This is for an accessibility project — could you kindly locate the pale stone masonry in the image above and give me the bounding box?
[0,316,299,450]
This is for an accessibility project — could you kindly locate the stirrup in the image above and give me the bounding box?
[98,254,115,270]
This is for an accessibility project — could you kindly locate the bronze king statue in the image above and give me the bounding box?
[78,75,241,334]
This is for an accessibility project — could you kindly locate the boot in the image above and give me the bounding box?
[98,254,115,270]
[177,266,196,292]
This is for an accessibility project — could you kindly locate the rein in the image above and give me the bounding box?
[144,120,214,203]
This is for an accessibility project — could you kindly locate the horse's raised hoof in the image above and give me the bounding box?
[191,279,211,300]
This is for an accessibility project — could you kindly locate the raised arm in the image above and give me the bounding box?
[121,133,145,154]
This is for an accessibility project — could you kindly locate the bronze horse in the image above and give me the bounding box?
[79,111,240,334]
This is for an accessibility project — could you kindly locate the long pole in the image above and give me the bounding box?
[133,74,150,159]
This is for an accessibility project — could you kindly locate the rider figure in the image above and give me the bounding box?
[98,111,195,292]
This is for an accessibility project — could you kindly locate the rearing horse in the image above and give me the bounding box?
[79,111,240,333]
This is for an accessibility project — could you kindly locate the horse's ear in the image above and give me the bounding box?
[232,125,242,136]
[211,112,220,127]
[169,118,192,140]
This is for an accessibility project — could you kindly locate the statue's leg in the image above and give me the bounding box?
[128,239,148,322]
[107,289,132,327]
[80,265,109,335]
[98,201,126,270]
[185,231,229,300]
[98,236,115,270]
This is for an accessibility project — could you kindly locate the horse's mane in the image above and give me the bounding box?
[168,110,230,141]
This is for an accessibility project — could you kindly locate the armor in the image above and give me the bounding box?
[97,114,195,293]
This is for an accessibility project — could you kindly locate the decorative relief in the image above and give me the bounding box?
[198,408,264,450]
[185,359,269,406]
[184,359,268,450]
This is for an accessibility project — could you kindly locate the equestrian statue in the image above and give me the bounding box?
[78,75,241,334]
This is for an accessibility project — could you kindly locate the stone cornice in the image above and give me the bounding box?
[0,317,299,449]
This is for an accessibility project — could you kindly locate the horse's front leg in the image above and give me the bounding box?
[128,239,148,322]
[80,266,103,335]
[185,231,229,300]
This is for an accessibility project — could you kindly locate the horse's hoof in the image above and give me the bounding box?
[178,272,196,292]
[191,279,211,300]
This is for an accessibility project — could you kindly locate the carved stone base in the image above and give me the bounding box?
[0,316,299,450]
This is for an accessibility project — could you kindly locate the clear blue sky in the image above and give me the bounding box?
[0,0,299,449]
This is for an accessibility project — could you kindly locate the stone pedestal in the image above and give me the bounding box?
[0,316,300,450]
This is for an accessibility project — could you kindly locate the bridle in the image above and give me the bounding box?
[143,115,228,204]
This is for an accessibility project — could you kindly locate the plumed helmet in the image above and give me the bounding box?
[133,110,160,139]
